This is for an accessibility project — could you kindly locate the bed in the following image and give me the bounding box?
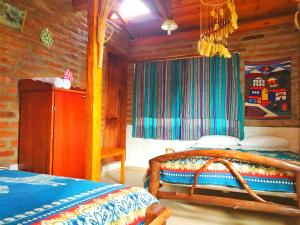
[0,169,171,225]
[146,135,300,217]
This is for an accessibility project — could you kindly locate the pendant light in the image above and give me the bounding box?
[161,1,178,35]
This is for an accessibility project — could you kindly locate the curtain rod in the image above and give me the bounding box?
[130,51,240,63]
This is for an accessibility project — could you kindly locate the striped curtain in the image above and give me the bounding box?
[132,53,244,140]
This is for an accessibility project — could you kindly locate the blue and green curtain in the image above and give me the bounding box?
[132,53,244,140]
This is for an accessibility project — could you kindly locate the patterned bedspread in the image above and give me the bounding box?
[0,169,158,225]
[146,148,300,193]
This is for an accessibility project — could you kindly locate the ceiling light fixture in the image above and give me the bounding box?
[161,19,178,35]
[161,1,178,35]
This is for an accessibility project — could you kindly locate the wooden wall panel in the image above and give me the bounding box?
[126,24,300,127]
[103,53,127,149]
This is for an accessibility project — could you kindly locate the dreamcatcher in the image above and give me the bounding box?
[197,0,238,58]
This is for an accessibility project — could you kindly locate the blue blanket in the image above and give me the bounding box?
[0,169,158,225]
[146,148,300,193]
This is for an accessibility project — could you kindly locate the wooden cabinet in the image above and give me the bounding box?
[18,79,86,179]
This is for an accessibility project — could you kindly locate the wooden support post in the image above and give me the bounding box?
[148,160,161,196]
[85,0,102,181]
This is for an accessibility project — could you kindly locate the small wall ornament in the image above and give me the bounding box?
[40,28,53,48]
[64,68,73,82]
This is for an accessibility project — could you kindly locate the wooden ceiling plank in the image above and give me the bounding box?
[141,0,166,21]
[72,0,87,11]
[131,14,294,47]
[153,0,169,20]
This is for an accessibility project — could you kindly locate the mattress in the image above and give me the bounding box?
[147,148,300,193]
[0,169,158,225]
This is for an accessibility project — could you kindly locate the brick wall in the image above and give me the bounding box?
[0,0,130,167]
[126,24,300,128]
[0,0,87,166]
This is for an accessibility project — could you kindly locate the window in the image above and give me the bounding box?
[111,0,151,20]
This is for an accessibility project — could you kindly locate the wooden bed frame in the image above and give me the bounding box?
[148,149,300,217]
[146,203,172,225]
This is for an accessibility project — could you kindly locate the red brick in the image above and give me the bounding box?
[0,103,7,109]
[0,130,17,137]
[0,77,12,84]
[10,122,19,128]
[11,140,18,147]
[0,112,15,118]
[0,150,14,156]
[0,47,8,52]
[0,96,15,101]
[5,87,17,94]
[0,122,9,128]
[0,66,10,74]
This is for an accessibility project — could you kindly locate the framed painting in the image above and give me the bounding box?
[0,0,26,31]
[245,58,291,119]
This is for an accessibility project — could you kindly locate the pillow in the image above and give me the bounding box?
[236,145,291,151]
[239,135,288,148]
[195,135,240,148]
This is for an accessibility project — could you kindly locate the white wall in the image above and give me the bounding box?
[126,125,195,168]
[125,125,300,168]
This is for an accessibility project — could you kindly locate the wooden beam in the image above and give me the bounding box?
[237,14,293,32]
[131,14,294,47]
[141,0,163,20]
[142,0,168,21]
[153,0,168,20]
[111,10,136,39]
[85,0,102,181]
[72,0,121,11]
[72,0,87,11]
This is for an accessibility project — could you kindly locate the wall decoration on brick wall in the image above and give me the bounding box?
[40,28,53,48]
[245,58,291,119]
[0,0,26,31]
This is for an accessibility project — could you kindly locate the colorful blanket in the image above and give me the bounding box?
[146,148,300,193]
[0,169,158,225]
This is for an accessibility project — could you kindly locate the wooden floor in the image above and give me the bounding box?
[102,167,300,225]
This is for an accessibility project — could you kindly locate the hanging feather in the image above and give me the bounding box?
[198,0,238,58]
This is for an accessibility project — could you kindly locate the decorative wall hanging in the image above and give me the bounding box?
[0,0,26,31]
[245,58,291,119]
[40,28,53,48]
[197,0,238,58]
